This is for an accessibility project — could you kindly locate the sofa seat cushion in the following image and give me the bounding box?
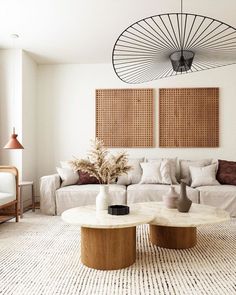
[197,185,236,217]
[55,184,126,215]
[0,192,15,206]
[127,184,199,204]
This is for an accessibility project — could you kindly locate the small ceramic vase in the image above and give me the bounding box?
[162,186,179,209]
[177,181,192,213]
[96,185,110,211]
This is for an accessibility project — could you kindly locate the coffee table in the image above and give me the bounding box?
[61,205,154,270]
[137,202,230,249]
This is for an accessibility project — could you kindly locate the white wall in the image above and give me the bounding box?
[37,63,236,181]
[22,51,37,182]
[21,50,38,205]
[0,49,23,173]
[0,49,37,205]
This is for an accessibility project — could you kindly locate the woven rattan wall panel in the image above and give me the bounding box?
[159,88,219,147]
[96,89,154,147]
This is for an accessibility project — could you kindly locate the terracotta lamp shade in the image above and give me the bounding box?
[4,128,24,149]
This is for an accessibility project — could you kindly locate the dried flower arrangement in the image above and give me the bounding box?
[70,138,132,184]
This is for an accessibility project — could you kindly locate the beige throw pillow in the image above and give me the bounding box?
[56,167,79,187]
[147,158,178,184]
[139,160,172,184]
[189,164,220,188]
[179,159,212,185]
[117,158,144,185]
[140,162,162,184]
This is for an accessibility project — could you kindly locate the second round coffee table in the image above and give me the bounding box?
[138,202,230,249]
[61,205,154,270]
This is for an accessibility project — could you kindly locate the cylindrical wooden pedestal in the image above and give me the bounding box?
[149,225,197,249]
[81,226,136,270]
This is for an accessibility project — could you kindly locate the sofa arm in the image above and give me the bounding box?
[40,174,61,215]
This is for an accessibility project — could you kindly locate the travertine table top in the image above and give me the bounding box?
[62,202,230,229]
[61,205,154,229]
[135,202,230,227]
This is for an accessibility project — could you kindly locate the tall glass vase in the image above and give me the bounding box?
[96,185,110,211]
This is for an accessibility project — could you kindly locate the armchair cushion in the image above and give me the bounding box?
[0,172,16,195]
[0,192,15,206]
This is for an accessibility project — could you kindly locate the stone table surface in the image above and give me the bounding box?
[61,205,154,229]
[135,202,230,227]
[62,202,230,229]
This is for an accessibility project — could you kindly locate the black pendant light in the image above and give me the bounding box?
[112,0,236,83]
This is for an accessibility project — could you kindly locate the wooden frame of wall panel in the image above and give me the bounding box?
[96,89,154,147]
[159,88,219,147]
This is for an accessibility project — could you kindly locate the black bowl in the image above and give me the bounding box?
[108,205,130,215]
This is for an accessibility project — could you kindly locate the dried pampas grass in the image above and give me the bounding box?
[70,138,132,184]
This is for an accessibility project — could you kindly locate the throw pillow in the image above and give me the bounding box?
[216,159,236,185]
[117,158,144,185]
[77,171,99,185]
[189,164,220,188]
[179,159,212,185]
[56,167,79,187]
[139,162,162,184]
[160,159,173,184]
[147,158,178,184]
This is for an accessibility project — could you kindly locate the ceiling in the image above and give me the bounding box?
[0,0,236,64]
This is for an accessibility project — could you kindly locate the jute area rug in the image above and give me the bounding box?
[0,212,235,295]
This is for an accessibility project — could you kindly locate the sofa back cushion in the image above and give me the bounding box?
[216,159,236,185]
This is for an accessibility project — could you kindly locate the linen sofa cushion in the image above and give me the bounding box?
[127,184,199,204]
[147,158,178,184]
[179,159,212,185]
[56,167,79,187]
[197,185,236,217]
[56,184,126,215]
[117,158,144,185]
[189,164,219,188]
[216,159,236,185]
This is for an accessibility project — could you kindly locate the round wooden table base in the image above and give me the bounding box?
[81,226,136,270]
[149,225,197,249]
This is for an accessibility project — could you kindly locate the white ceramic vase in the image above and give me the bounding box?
[96,185,110,211]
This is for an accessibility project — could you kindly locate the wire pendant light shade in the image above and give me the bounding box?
[112,12,236,83]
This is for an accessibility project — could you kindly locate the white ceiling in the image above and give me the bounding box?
[0,0,236,64]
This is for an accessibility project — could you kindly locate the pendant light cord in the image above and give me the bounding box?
[180,0,183,54]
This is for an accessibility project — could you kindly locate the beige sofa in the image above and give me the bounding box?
[40,159,236,217]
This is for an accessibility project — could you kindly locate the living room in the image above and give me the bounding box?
[0,0,235,294]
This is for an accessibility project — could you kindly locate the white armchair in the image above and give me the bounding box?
[0,166,19,222]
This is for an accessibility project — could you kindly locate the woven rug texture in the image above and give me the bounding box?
[0,212,235,295]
